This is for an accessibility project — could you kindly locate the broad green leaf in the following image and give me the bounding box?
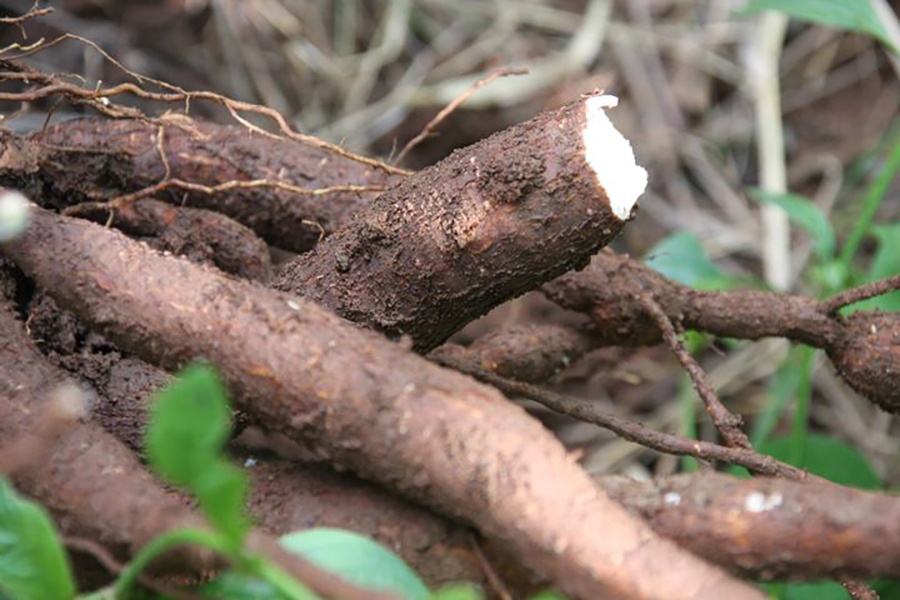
[872,580,900,598]
[759,434,880,489]
[750,190,835,260]
[853,222,900,312]
[145,365,249,544]
[193,463,250,544]
[529,593,568,600]
[281,529,430,600]
[0,478,75,600]
[644,233,736,289]
[739,0,893,49]
[199,529,429,600]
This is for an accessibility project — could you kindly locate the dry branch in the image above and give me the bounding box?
[0,57,408,177]
[1,207,762,600]
[544,251,900,413]
[436,352,810,481]
[275,93,648,351]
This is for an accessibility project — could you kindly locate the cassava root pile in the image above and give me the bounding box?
[2,92,768,599]
[1,63,898,599]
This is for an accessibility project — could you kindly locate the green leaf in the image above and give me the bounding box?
[853,222,900,312]
[765,580,849,600]
[193,463,250,544]
[0,478,76,600]
[199,529,430,600]
[739,0,893,49]
[759,433,881,489]
[810,260,850,294]
[751,346,812,447]
[750,190,835,260]
[429,584,484,600]
[644,233,736,289]
[529,592,568,600]
[195,570,288,600]
[281,529,430,600]
[145,365,249,544]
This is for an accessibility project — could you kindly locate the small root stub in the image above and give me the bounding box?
[829,311,900,413]
[275,92,649,351]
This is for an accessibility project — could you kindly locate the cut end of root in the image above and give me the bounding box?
[0,189,31,242]
[582,95,648,221]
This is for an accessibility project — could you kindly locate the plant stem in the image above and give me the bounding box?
[679,373,700,472]
[788,347,815,466]
[253,558,322,600]
[113,529,230,598]
[752,11,790,291]
[838,139,900,271]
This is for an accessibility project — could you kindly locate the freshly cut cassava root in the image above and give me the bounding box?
[275,93,648,352]
[2,207,763,600]
[0,117,392,252]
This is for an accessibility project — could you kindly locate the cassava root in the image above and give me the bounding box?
[2,206,763,600]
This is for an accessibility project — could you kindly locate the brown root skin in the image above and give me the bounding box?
[249,459,900,583]
[603,472,900,581]
[71,198,272,282]
[0,294,219,576]
[429,324,597,383]
[1,280,402,600]
[245,460,496,591]
[24,263,891,586]
[0,117,392,252]
[3,208,762,600]
[23,288,493,591]
[544,251,900,413]
[828,311,900,413]
[275,95,637,352]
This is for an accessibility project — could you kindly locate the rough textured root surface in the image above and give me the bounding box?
[602,472,900,580]
[247,458,900,583]
[0,117,392,252]
[244,459,505,591]
[430,323,598,383]
[275,94,641,352]
[73,198,273,282]
[3,208,763,600]
[544,250,900,413]
[827,311,900,413]
[21,268,887,585]
[25,291,169,452]
[0,292,218,576]
[2,277,398,600]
